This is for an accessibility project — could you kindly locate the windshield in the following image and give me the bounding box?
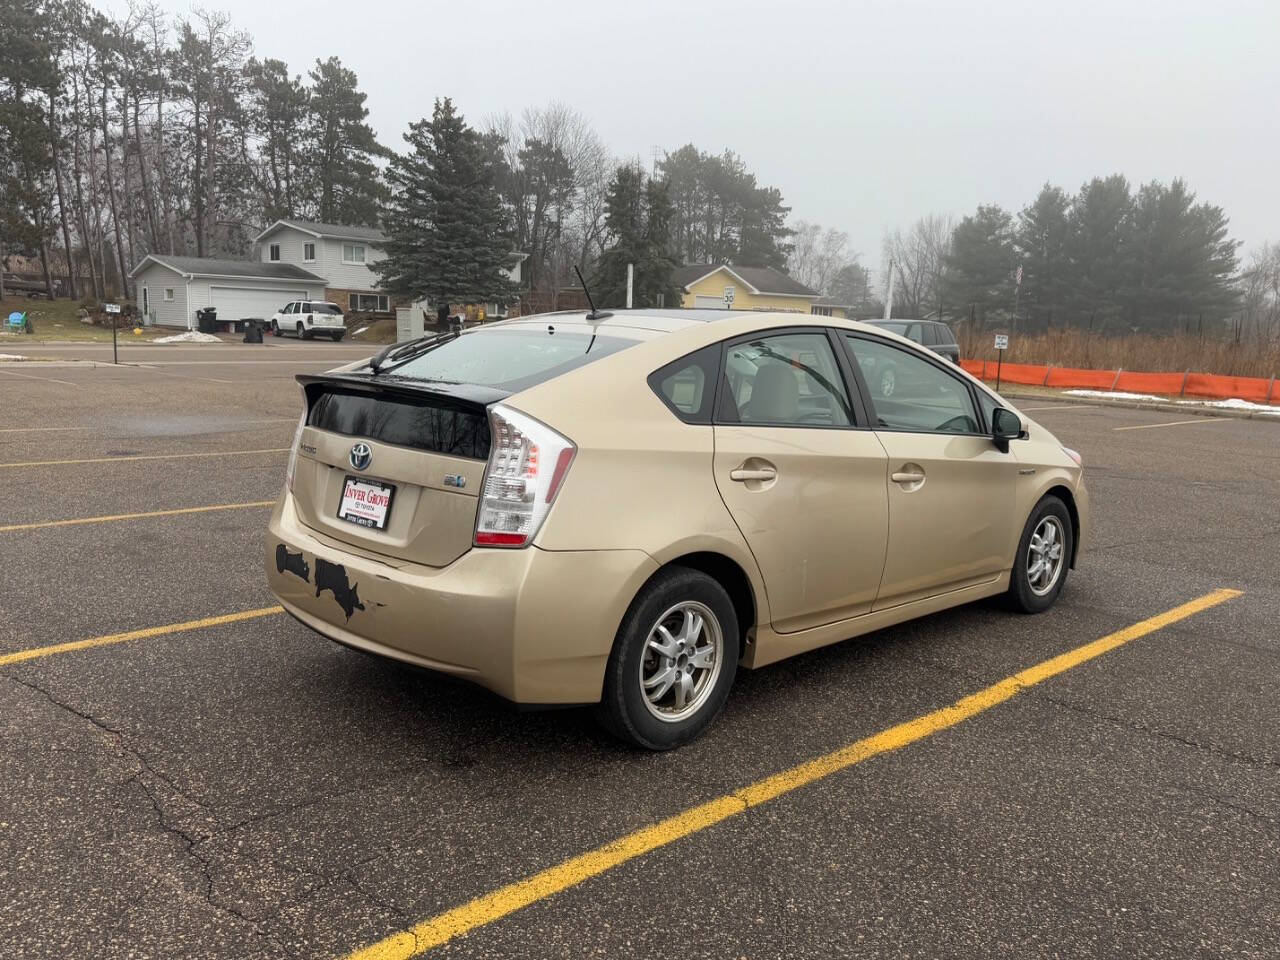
[384,327,637,393]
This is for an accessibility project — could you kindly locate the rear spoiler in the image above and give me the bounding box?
[295,372,510,411]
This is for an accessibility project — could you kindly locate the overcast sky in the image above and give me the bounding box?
[106,0,1277,273]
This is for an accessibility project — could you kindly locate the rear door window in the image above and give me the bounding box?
[386,327,638,393]
[717,332,853,427]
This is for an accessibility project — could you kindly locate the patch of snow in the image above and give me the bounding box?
[1065,388,1280,415]
[0,353,29,360]
[1065,390,1167,402]
[352,325,371,336]
[1179,397,1280,415]
[154,331,222,344]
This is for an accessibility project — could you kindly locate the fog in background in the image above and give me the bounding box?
[98,0,1279,271]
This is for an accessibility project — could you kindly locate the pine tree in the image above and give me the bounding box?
[1065,174,1132,331]
[306,57,385,226]
[379,98,515,308]
[1014,184,1072,329]
[591,164,679,308]
[942,205,1017,329]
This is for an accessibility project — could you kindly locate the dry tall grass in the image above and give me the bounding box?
[958,328,1280,378]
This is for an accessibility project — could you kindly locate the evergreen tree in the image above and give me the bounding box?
[1065,174,1132,331]
[1014,184,1072,329]
[591,164,678,308]
[379,98,515,308]
[942,205,1017,329]
[244,57,309,220]
[306,57,385,226]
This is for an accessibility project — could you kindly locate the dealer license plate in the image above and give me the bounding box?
[338,476,395,530]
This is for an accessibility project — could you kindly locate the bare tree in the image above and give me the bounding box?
[882,213,953,319]
[788,219,852,293]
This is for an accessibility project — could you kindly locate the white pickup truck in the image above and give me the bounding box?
[270,301,346,340]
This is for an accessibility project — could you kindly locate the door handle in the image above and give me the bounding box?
[891,471,925,484]
[730,466,777,482]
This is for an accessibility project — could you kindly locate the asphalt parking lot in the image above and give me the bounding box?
[1,341,1278,959]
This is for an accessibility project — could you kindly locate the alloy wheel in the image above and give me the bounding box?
[1027,516,1066,596]
[639,601,723,723]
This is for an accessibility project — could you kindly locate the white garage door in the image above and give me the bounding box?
[209,286,306,321]
[694,295,727,309]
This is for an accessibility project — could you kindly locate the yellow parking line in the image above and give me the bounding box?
[0,447,288,468]
[0,500,275,533]
[343,587,1242,960]
[1114,418,1226,431]
[0,606,284,667]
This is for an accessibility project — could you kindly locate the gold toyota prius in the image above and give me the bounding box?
[267,309,1088,749]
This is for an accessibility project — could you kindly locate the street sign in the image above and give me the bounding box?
[994,334,1009,350]
[723,286,735,307]
[104,303,121,314]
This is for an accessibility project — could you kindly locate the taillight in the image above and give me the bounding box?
[474,405,576,548]
[285,387,307,493]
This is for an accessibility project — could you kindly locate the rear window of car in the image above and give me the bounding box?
[935,323,957,345]
[312,303,342,315]
[386,328,638,393]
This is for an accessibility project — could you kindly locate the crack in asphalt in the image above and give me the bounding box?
[898,653,1280,773]
[1,673,303,956]
[1173,785,1278,833]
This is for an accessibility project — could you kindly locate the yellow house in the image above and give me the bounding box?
[809,295,855,319]
[673,264,821,313]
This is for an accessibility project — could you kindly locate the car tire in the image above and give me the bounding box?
[597,566,739,751]
[297,323,309,340]
[330,332,344,342]
[1005,495,1073,613]
[270,319,279,336]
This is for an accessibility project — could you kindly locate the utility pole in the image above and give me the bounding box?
[626,263,634,309]
[883,257,895,320]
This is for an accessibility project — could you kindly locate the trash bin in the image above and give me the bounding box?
[196,307,217,333]
[242,319,264,344]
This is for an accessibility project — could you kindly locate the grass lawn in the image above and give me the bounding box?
[1,297,172,343]
[347,316,397,344]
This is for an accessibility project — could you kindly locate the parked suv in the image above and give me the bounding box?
[865,319,959,362]
[271,301,346,340]
[267,310,1086,749]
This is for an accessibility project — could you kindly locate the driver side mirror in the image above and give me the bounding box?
[991,407,1022,453]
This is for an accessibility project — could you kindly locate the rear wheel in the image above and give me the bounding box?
[330,331,344,341]
[597,567,739,750]
[1006,495,1073,613]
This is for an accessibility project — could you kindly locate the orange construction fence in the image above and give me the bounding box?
[960,359,1280,406]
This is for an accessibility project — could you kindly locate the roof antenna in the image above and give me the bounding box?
[574,265,612,322]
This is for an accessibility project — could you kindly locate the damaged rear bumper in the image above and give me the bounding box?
[265,492,657,703]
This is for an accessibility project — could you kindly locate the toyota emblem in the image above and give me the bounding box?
[349,442,372,471]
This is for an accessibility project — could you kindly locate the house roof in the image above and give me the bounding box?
[129,255,327,283]
[813,295,857,308]
[672,263,819,299]
[252,219,387,244]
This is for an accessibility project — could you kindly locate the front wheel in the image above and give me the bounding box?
[270,319,279,336]
[597,567,739,750]
[1006,495,1073,613]
[330,331,344,341]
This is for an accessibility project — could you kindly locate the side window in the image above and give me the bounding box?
[301,302,311,313]
[846,336,979,434]
[937,324,957,346]
[904,323,924,344]
[283,302,293,315]
[648,345,719,424]
[718,332,853,427]
[920,324,938,346]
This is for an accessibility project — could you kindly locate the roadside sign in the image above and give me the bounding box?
[104,303,121,314]
[994,334,1009,350]
[723,286,735,307]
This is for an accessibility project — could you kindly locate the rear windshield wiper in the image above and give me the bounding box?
[368,331,459,374]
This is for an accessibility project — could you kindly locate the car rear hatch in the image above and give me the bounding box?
[290,374,503,567]
[287,322,648,567]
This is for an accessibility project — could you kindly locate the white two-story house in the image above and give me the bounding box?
[252,219,394,315]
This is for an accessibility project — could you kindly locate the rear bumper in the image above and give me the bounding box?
[266,492,657,703]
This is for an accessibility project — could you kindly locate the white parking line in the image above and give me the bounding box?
[0,368,79,386]
[1113,418,1227,431]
